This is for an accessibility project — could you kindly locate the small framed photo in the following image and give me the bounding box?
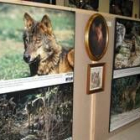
[87,63,105,94]
[85,13,109,61]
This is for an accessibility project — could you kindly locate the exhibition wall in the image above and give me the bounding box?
[0,0,140,140]
[73,10,114,140]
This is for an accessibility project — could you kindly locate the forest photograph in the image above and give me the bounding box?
[110,74,140,131]
[114,18,140,69]
[0,83,73,140]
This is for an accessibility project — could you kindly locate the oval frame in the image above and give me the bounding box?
[85,13,109,61]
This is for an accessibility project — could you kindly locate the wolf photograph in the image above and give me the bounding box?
[114,18,140,70]
[0,2,75,80]
[0,83,73,140]
[110,74,140,131]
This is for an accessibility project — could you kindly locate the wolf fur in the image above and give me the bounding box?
[23,13,74,76]
[120,82,140,111]
[25,97,45,130]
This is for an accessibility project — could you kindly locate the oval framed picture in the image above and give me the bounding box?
[85,13,109,61]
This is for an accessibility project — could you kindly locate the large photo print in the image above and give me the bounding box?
[0,83,73,140]
[0,2,74,139]
[114,18,140,70]
[110,74,140,131]
[0,2,75,80]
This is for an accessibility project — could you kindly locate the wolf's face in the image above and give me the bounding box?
[91,72,100,88]
[92,23,103,43]
[23,13,55,64]
[116,22,126,48]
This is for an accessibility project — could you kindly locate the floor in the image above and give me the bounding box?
[109,121,140,140]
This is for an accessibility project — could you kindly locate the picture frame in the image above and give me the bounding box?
[87,63,105,94]
[85,13,109,61]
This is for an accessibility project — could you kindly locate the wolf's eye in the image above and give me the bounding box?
[36,38,41,44]
[25,38,29,44]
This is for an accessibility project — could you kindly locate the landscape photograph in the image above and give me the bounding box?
[0,83,73,140]
[110,74,140,131]
[114,18,140,70]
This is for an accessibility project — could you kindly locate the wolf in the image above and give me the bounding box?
[120,82,140,111]
[91,72,100,89]
[116,22,126,50]
[25,97,45,130]
[89,21,106,57]
[23,13,74,76]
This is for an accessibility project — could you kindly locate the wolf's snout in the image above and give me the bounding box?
[23,53,31,63]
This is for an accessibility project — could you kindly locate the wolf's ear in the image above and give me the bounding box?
[41,15,52,35]
[24,13,34,30]
[67,49,74,68]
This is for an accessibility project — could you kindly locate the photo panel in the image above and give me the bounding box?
[110,74,140,131]
[110,0,133,17]
[0,83,73,140]
[114,18,140,70]
[0,2,75,80]
[0,2,75,139]
[0,1,75,93]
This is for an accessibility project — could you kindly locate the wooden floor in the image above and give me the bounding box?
[109,121,140,140]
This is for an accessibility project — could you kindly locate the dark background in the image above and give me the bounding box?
[24,0,56,4]
[110,0,133,17]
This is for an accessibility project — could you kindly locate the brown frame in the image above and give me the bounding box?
[87,63,105,94]
[85,13,109,61]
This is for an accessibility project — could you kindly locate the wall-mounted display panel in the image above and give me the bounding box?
[0,83,73,140]
[0,1,75,93]
[110,16,140,132]
[0,1,75,140]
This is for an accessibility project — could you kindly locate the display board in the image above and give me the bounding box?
[0,1,75,140]
[110,17,140,132]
